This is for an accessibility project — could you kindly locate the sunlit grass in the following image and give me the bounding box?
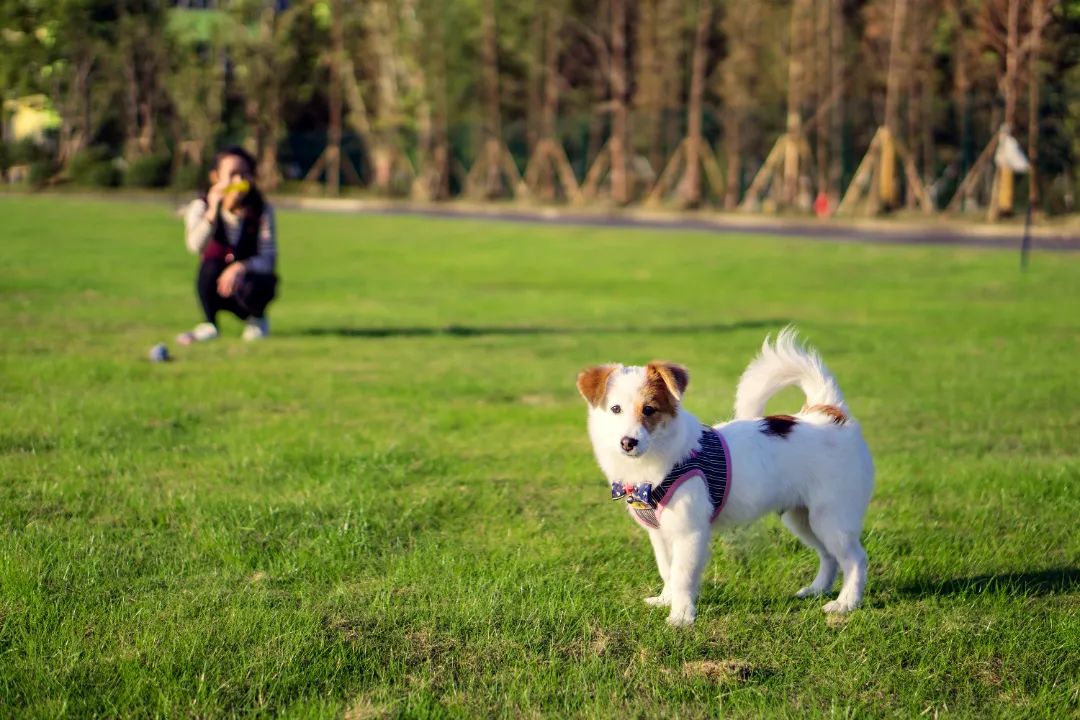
[1,195,1077,718]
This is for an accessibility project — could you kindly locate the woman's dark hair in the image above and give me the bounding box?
[213,145,258,175]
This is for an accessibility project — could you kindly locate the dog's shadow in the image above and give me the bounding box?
[695,567,1080,614]
[892,567,1080,599]
[285,318,787,340]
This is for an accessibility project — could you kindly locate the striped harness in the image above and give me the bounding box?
[610,426,732,530]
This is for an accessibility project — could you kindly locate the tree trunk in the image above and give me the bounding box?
[949,0,972,199]
[404,0,433,199]
[120,14,162,160]
[481,0,501,145]
[609,0,629,204]
[635,0,662,172]
[326,0,345,194]
[881,0,909,207]
[922,74,934,205]
[784,0,812,205]
[904,16,927,213]
[587,65,607,171]
[906,78,920,209]
[410,0,451,203]
[123,49,141,159]
[541,6,561,141]
[989,0,1021,218]
[682,0,711,207]
[60,54,93,164]
[480,0,502,196]
[369,0,403,193]
[257,7,282,188]
[1003,0,1020,130]
[720,0,759,209]
[526,11,544,158]
[1028,0,1046,210]
[815,0,829,196]
[538,4,563,199]
[432,5,451,199]
[634,0,682,173]
[658,0,683,164]
[723,109,741,210]
[586,0,610,172]
[829,0,844,198]
[883,0,908,135]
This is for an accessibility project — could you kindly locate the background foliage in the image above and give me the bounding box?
[0,0,1078,212]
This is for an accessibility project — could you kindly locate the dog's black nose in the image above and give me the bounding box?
[621,436,639,452]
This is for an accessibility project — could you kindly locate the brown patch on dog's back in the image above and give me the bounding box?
[761,414,798,438]
[576,365,617,407]
[638,365,682,430]
[804,404,847,424]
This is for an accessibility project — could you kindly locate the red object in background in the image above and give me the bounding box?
[814,192,832,218]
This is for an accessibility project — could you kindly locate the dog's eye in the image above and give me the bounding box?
[610,405,622,414]
[642,405,656,417]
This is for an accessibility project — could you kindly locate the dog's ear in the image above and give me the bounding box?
[577,364,618,407]
[647,362,689,402]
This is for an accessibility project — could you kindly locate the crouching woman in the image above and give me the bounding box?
[179,146,278,344]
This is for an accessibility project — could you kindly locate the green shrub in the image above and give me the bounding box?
[67,147,120,188]
[172,163,207,191]
[28,159,58,186]
[84,162,121,188]
[8,138,48,165]
[123,154,172,188]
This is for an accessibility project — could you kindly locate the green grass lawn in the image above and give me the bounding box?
[1,195,1078,718]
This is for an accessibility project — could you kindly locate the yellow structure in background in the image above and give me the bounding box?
[3,95,61,143]
[999,167,1015,212]
[993,131,1028,217]
[878,129,897,206]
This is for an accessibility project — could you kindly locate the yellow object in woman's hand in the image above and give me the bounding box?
[223,178,250,193]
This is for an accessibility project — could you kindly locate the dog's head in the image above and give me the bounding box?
[576,361,689,458]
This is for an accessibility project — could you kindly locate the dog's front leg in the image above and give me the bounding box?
[666,529,710,626]
[644,528,672,607]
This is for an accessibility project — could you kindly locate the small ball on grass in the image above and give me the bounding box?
[148,343,170,362]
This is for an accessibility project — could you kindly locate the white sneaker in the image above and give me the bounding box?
[177,322,219,345]
[242,317,269,341]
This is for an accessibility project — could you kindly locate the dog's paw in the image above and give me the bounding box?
[822,598,859,614]
[644,595,671,607]
[666,605,697,627]
[796,585,826,599]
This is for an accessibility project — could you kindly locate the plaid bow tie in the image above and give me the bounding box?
[611,482,655,509]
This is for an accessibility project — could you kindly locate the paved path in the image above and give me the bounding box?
[276,197,1080,252]
[10,191,1079,251]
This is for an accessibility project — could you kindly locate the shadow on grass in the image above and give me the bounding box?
[689,568,1080,615]
[895,568,1080,598]
[288,318,787,339]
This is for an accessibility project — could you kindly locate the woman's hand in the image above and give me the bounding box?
[205,178,229,220]
[217,262,246,297]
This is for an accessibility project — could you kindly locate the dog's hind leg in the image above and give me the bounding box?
[782,507,838,598]
[645,529,673,607]
[811,515,867,613]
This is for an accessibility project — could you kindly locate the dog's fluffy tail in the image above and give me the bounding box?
[734,328,848,420]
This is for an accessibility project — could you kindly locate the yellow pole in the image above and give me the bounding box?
[879,128,897,206]
[999,166,1015,212]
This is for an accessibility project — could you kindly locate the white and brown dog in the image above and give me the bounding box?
[576,329,874,626]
